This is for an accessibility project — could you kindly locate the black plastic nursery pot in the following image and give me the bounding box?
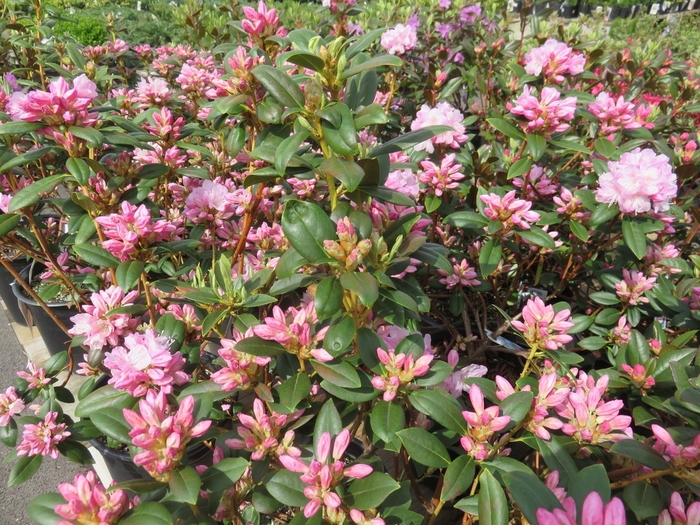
[558,3,579,17]
[579,2,592,14]
[11,264,78,359]
[0,257,30,326]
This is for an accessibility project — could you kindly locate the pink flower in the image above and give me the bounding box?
[615,269,656,305]
[621,363,655,390]
[211,332,271,392]
[610,315,631,345]
[241,0,280,38]
[651,424,700,469]
[588,92,641,135]
[508,86,577,136]
[380,23,417,55]
[55,471,131,525]
[595,148,677,214]
[438,258,480,289]
[460,384,510,460]
[123,391,211,482]
[524,39,586,83]
[419,153,465,196]
[323,217,373,271]
[104,329,190,397]
[536,493,626,525]
[480,190,541,236]
[659,492,700,525]
[8,74,97,124]
[371,346,433,401]
[184,180,238,225]
[350,509,385,525]
[440,350,488,397]
[511,297,573,351]
[0,387,25,426]
[279,429,373,518]
[386,168,419,197]
[512,164,559,200]
[410,102,469,153]
[17,412,70,459]
[135,76,173,107]
[17,363,51,390]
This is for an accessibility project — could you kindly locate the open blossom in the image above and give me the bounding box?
[440,350,488,397]
[386,168,419,197]
[135,76,172,106]
[595,148,677,214]
[588,92,642,135]
[211,332,271,392]
[536,492,626,525]
[17,412,70,459]
[438,258,480,289]
[68,286,141,352]
[554,187,591,223]
[371,346,433,402]
[659,492,700,525]
[17,363,51,390]
[380,23,417,55]
[55,471,131,525]
[184,180,238,225]
[615,269,656,305]
[610,315,631,345]
[481,190,541,236]
[279,429,373,518]
[123,391,211,482]
[419,153,465,196]
[524,39,586,83]
[512,164,559,200]
[0,387,25,426]
[508,86,577,136]
[511,297,573,351]
[225,398,302,461]
[460,384,510,460]
[410,102,469,153]
[104,329,189,397]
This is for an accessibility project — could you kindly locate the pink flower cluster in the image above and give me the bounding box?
[0,386,24,426]
[123,391,211,482]
[659,492,700,525]
[183,180,238,225]
[68,286,141,353]
[460,384,510,460]
[371,346,433,401]
[323,217,373,271]
[104,329,189,397]
[211,333,271,392]
[241,0,280,39]
[225,398,301,461]
[410,102,469,153]
[524,39,586,83]
[418,153,465,196]
[253,303,332,362]
[651,424,700,469]
[480,190,541,236]
[588,92,643,135]
[595,148,677,214]
[537,492,626,525]
[615,269,656,305]
[17,412,70,459]
[438,258,480,289]
[380,23,417,55]
[55,471,131,525]
[512,164,559,200]
[511,297,574,351]
[279,429,374,518]
[508,86,577,136]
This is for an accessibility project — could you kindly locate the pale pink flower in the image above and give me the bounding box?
[524,39,586,83]
[211,332,271,392]
[241,0,280,38]
[615,269,656,305]
[659,492,700,525]
[371,346,433,401]
[588,92,641,135]
[651,424,700,469]
[610,315,631,345]
[123,391,211,482]
[0,387,25,426]
[184,180,238,225]
[55,471,131,525]
[410,102,469,153]
[440,350,488,397]
[438,258,480,289]
[511,297,573,351]
[278,429,373,518]
[554,187,591,223]
[17,412,70,459]
[536,493,626,525]
[225,398,302,461]
[508,86,577,136]
[135,76,173,107]
[595,148,677,214]
[645,243,682,277]
[17,363,51,389]
[350,509,385,525]
[481,190,541,236]
[386,168,419,197]
[104,329,190,397]
[419,153,465,196]
[68,286,141,352]
[380,23,417,55]
[460,384,510,460]
[512,164,559,200]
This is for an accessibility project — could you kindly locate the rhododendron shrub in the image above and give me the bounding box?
[1,1,700,525]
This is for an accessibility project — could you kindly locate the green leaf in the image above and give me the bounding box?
[345,472,400,509]
[234,336,286,357]
[340,54,403,80]
[499,391,533,429]
[526,134,547,161]
[90,407,133,445]
[27,493,64,525]
[444,211,489,230]
[589,203,620,227]
[622,481,663,521]
[569,220,589,242]
[323,315,356,356]
[317,157,365,193]
[200,457,248,493]
[0,419,18,447]
[252,65,305,109]
[75,384,137,418]
[354,103,388,128]
[396,427,450,468]
[68,126,105,148]
[319,103,359,156]
[478,469,509,525]
[440,456,475,502]
[8,454,42,487]
[340,271,379,307]
[567,465,609,518]
[507,158,533,180]
[314,276,344,321]
[595,308,621,326]
[120,502,173,525]
[548,139,592,154]
[313,399,343,450]
[610,439,671,471]
[155,314,186,351]
[625,329,651,366]
[479,238,503,278]
[0,121,43,135]
[589,291,620,306]
[73,243,120,269]
[275,130,310,175]
[517,225,556,249]
[535,436,578,487]
[109,479,167,494]
[274,373,311,413]
[278,50,325,72]
[320,370,379,403]
[169,466,201,505]
[0,147,56,173]
[409,388,466,433]
[370,401,405,443]
[369,126,453,157]
[281,200,335,264]
[9,174,70,212]
[265,470,308,506]
[311,359,361,388]
[594,138,617,159]
[578,336,607,350]
[504,471,562,524]
[487,117,525,139]
[0,213,20,237]
[622,220,648,260]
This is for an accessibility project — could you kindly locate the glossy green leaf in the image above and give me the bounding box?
[409,388,466,433]
[340,54,403,80]
[27,493,64,525]
[234,336,286,356]
[594,138,617,158]
[281,200,335,264]
[75,385,137,418]
[265,470,308,506]
[8,454,42,487]
[507,158,533,180]
[323,315,356,356]
[368,126,453,157]
[65,158,92,186]
[275,130,310,176]
[0,213,20,237]
[370,401,405,443]
[200,457,249,493]
[479,238,503,278]
[536,436,578,487]
[589,291,620,306]
[567,465,609,518]
[278,50,325,72]
[120,502,173,525]
[504,471,562,524]
[517,225,556,249]
[340,271,379,307]
[317,157,365,192]
[569,220,589,242]
[73,243,120,269]
[487,117,525,139]
[499,391,534,430]
[9,174,70,212]
[622,481,663,521]
[0,121,43,135]
[314,276,344,321]
[345,472,400,509]
[313,399,342,450]
[252,65,304,109]
[526,134,547,161]
[320,371,379,403]
[397,427,450,468]
[274,373,311,413]
[444,211,489,230]
[90,407,133,445]
[440,456,475,502]
[610,439,670,470]
[311,359,361,388]
[0,419,18,447]
[69,126,104,148]
[478,469,509,525]
[169,466,201,505]
[622,220,647,260]
[0,147,56,173]
[115,260,144,291]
